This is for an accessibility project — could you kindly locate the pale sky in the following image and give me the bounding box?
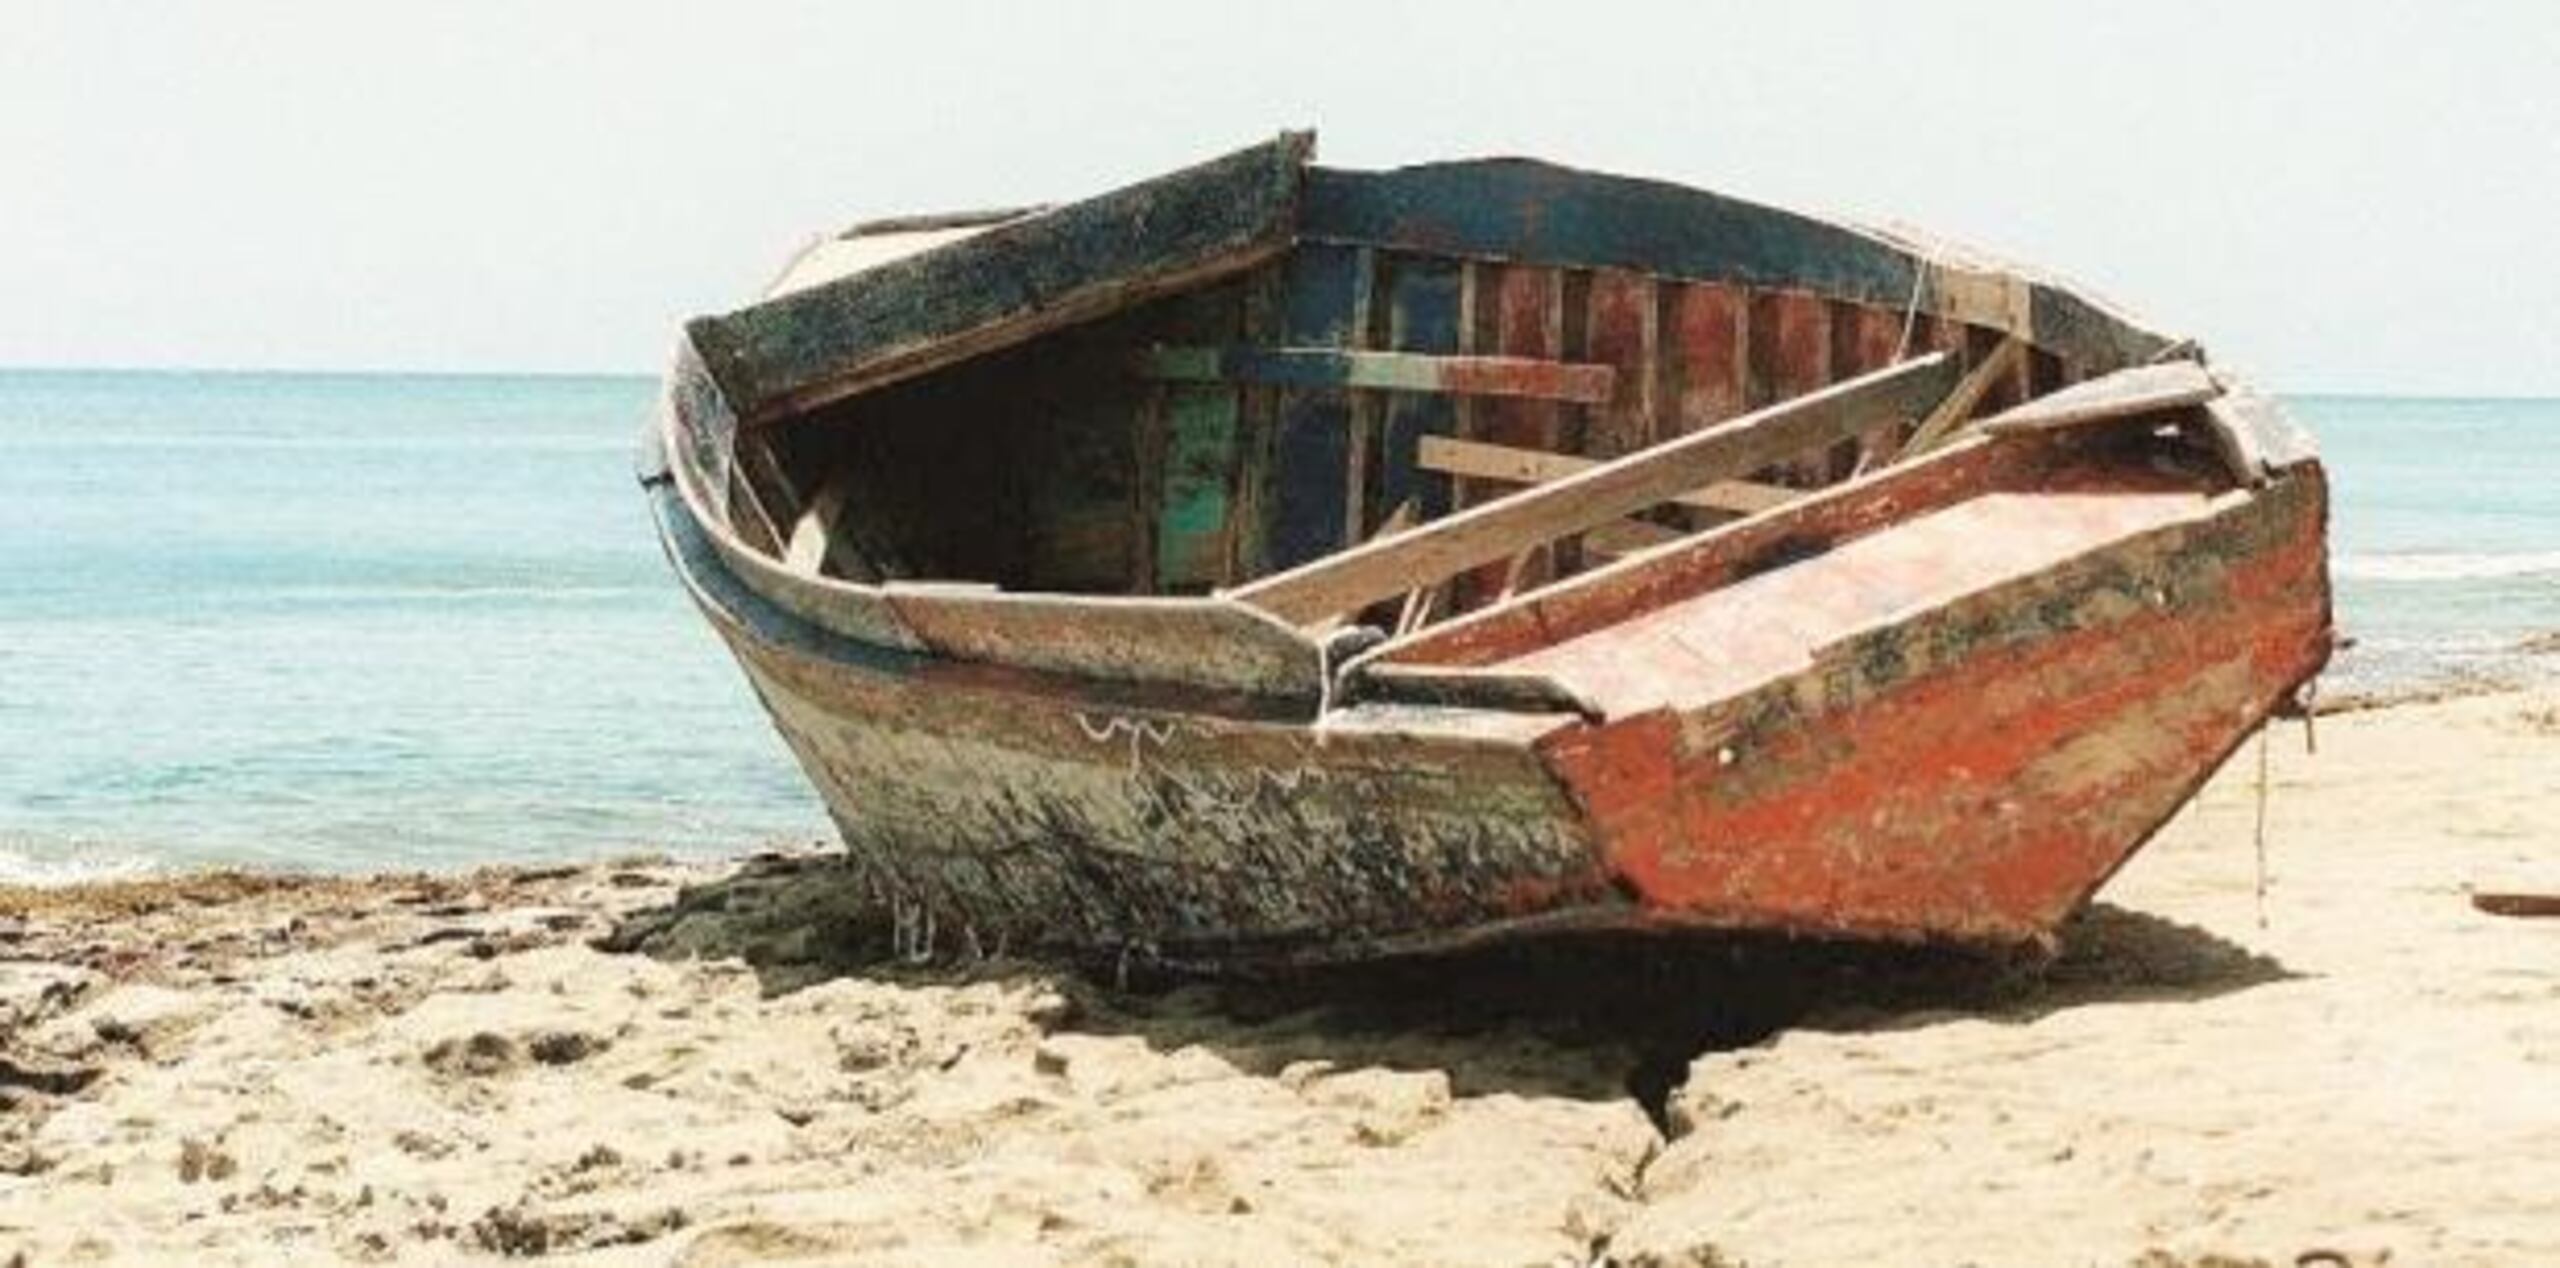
[7,2,2557,395]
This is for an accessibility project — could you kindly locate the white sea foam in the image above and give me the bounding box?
[0,839,160,888]
[2331,550,2560,582]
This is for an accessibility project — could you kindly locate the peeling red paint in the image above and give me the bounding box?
[1535,464,2330,942]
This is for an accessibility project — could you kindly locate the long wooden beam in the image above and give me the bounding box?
[1137,345,1615,404]
[1227,353,1958,625]
[1416,435,1796,516]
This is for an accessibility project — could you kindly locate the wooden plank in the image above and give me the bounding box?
[1664,281,1749,445]
[1978,360,2221,434]
[2198,374,2318,487]
[1834,302,1907,469]
[1129,385,1166,593]
[1584,269,1658,458]
[1228,353,1958,625]
[1300,161,1920,314]
[1342,248,1380,545]
[1750,289,1833,485]
[692,132,1311,425]
[733,432,805,533]
[1581,516,1687,561]
[882,587,1323,700]
[1016,345,1142,592]
[1134,345,1614,404]
[1417,435,1797,515]
[1376,255,1462,525]
[1224,262,1286,582]
[1152,289,1244,590]
[782,474,856,578]
[1483,265,1565,597]
[1265,244,1365,571]
[1901,335,2028,457]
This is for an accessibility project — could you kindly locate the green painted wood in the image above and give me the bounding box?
[1147,287,1245,591]
[1158,378,1240,589]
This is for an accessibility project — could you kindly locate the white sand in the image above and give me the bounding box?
[0,689,2552,1265]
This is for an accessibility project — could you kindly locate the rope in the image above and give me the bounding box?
[1893,242,1942,362]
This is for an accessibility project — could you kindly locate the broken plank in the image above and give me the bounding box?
[1227,353,1957,625]
[1416,435,1795,516]
[1581,516,1688,560]
[1137,345,1614,404]
[1977,360,2222,434]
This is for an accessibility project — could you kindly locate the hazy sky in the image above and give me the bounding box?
[7,3,2557,394]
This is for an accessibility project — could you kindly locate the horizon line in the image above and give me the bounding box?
[4,360,2556,403]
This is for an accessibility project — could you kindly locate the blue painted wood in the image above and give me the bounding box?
[1301,160,1919,308]
[1380,256,1462,522]
[1264,244,1365,573]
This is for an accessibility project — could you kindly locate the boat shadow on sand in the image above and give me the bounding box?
[600,852,2291,1126]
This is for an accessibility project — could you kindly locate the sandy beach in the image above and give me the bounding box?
[0,686,2551,1266]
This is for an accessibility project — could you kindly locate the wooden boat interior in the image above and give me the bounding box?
[688,141,2282,694]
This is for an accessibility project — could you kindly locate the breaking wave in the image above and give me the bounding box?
[2332,550,2560,582]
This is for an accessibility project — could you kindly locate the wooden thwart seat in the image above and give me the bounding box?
[1226,354,1960,626]
[1416,435,1798,517]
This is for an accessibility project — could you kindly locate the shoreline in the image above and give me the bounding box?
[1,685,2553,1264]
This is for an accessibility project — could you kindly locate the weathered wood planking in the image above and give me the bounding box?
[1903,335,2029,457]
[1377,431,2065,670]
[1584,269,1659,458]
[1134,345,1613,403]
[1482,264,1568,595]
[1300,159,1918,318]
[1150,289,1246,591]
[1750,290,1833,484]
[1229,354,1958,625]
[1416,436,1796,516]
[1376,255,1463,526]
[1298,160,2176,377]
[1224,264,1287,582]
[1977,360,2220,435]
[691,133,1311,425]
[1008,330,1144,591]
[1664,282,1750,435]
[1832,302,1907,467]
[1264,244,1366,572]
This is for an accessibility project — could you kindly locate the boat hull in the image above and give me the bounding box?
[642,134,2336,966]
[652,482,1621,965]
[652,456,2330,962]
[1540,464,2331,944]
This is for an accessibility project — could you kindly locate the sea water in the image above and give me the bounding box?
[0,373,2552,882]
[0,369,829,882]
[2305,396,2560,697]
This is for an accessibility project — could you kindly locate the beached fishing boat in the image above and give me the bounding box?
[640,132,2332,965]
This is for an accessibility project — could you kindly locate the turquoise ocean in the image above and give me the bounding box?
[2,371,2554,883]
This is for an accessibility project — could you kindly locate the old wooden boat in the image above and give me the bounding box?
[640,132,2332,966]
